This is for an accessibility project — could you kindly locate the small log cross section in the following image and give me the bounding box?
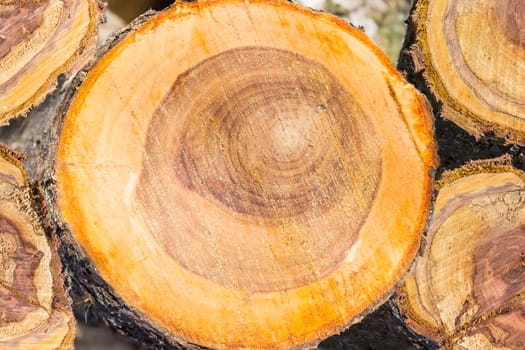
[399,160,525,350]
[0,148,74,350]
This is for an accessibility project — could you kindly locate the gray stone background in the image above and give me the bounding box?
[77,1,411,348]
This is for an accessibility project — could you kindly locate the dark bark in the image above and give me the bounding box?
[319,301,438,350]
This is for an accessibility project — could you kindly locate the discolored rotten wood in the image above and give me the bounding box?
[3,1,436,349]
[0,145,75,349]
[397,157,525,349]
[400,0,525,145]
[0,0,101,122]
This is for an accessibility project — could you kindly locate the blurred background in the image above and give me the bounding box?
[101,0,410,60]
[79,1,412,349]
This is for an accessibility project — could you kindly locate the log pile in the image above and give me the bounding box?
[395,0,525,349]
[0,0,524,349]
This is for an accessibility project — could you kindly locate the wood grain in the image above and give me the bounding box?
[11,0,438,348]
[398,158,525,349]
[0,147,75,350]
[403,0,525,144]
[0,0,101,122]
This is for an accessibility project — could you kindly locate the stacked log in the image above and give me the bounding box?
[396,0,525,349]
[400,0,525,145]
[0,147,75,350]
[0,0,101,122]
[398,158,525,349]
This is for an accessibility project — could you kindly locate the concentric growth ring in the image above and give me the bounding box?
[138,47,382,292]
[55,1,437,348]
[416,0,525,142]
[399,164,525,349]
[0,0,99,121]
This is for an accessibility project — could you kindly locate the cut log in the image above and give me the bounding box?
[397,157,525,349]
[0,146,75,349]
[400,0,525,144]
[4,1,437,349]
[0,0,101,122]
[0,115,443,350]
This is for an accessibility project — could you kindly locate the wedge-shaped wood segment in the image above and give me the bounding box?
[398,158,525,349]
[402,0,525,144]
[0,147,74,349]
[50,0,437,348]
[0,0,100,122]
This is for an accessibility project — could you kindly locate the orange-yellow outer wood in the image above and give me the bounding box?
[55,1,438,349]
